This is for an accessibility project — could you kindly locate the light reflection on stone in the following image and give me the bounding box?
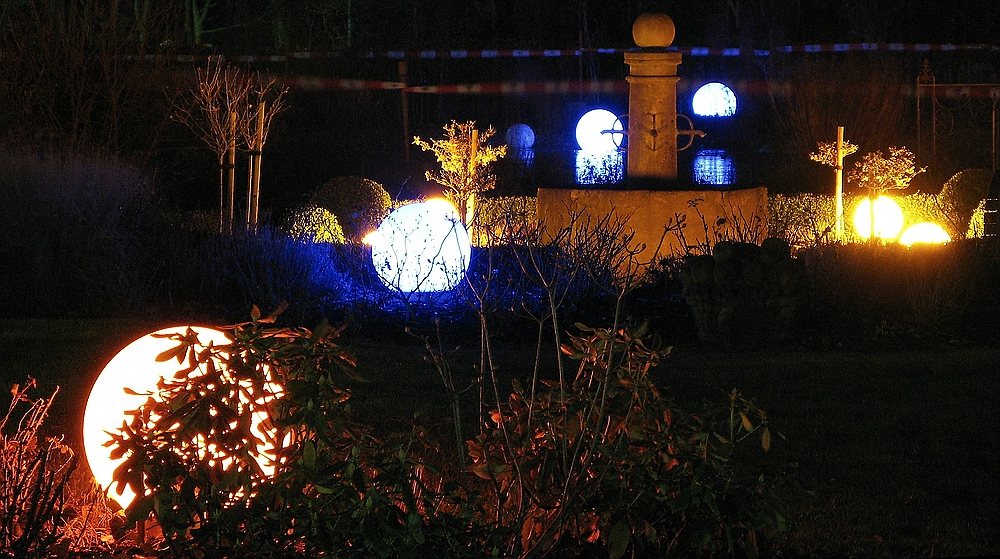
[692,149,736,185]
[576,150,624,185]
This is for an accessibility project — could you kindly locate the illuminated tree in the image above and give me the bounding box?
[809,139,858,167]
[413,121,507,226]
[848,146,925,194]
[810,133,858,239]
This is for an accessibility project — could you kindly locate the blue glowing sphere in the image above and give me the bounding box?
[506,123,535,150]
[368,199,472,292]
[692,82,737,117]
[576,109,623,152]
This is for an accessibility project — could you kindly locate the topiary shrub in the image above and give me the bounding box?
[937,168,992,238]
[309,176,391,242]
[286,205,346,244]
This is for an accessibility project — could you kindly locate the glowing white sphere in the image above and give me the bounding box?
[84,326,231,509]
[576,109,624,152]
[900,222,951,246]
[505,123,535,150]
[368,199,472,292]
[853,196,904,240]
[692,82,738,117]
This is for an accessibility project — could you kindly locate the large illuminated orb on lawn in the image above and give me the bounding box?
[84,326,231,509]
[692,82,737,117]
[367,199,472,292]
[900,222,951,246]
[853,196,904,240]
[576,109,624,152]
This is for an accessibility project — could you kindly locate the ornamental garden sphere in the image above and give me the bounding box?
[84,326,231,509]
[367,199,472,292]
[84,326,281,510]
[692,82,738,117]
[853,196,905,240]
[900,222,951,246]
[575,109,624,152]
[505,123,535,150]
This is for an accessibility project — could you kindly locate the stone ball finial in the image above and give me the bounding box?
[632,13,675,48]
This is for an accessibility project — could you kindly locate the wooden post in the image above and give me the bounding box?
[225,110,236,235]
[835,125,845,240]
[249,101,265,233]
[466,127,478,225]
[399,61,410,163]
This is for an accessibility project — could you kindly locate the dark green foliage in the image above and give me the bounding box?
[104,313,788,559]
[309,176,391,243]
[109,313,496,558]
[679,239,807,345]
[468,324,786,558]
[194,228,354,324]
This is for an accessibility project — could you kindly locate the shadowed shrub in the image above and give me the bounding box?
[0,150,156,317]
[309,176,391,243]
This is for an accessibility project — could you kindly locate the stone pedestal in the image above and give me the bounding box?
[624,13,683,181]
[625,51,682,180]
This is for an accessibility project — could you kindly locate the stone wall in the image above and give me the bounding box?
[536,186,769,262]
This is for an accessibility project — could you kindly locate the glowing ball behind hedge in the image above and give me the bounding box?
[84,326,231,509]
[505,123,535,150]
[367,199,472,292]
[853,196,904,240]
[900,222,951,246]
[692,82,737,117]
[576,109,624,152]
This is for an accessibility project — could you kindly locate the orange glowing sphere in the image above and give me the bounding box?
[899,222,951,246]
[853,196,904,240]
[84,326,282,510]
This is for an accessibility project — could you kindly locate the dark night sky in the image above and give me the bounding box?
[197,0,1000,53]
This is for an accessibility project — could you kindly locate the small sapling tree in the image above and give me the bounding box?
[414,121,507,228]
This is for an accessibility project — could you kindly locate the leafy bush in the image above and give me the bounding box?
[196,227,353,324]
[1,380,78,558]
[679,238,807,345]
[0,149,156,317]
[937,168,992,238]
[109,313,494,558]
[106,314,787,559]
[470,195,536,246]
[469,323,785,558]
[768,192,949,249]
[309,176,391,242]
[286,204,346,244]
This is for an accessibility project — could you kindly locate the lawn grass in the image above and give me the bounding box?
[2,318,997,557]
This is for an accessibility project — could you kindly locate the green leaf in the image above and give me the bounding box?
[608,520,631,559]
[303,440,316,469]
